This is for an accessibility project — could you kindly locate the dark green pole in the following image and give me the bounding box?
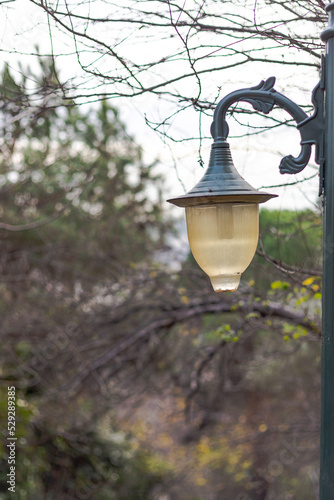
[320,4,334,498]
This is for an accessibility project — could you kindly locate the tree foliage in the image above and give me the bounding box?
[0,61,173,499]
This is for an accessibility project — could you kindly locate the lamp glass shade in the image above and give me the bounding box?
[185,203,259,292]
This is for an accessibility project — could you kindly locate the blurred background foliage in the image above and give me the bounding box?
[0,61,321,499]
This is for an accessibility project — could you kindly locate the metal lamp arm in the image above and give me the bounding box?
[210,76,325,176]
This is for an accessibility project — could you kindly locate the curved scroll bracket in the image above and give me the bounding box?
[210,72,325,178]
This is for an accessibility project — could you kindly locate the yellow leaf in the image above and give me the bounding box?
[302,276,315,286]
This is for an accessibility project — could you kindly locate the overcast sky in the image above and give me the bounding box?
[0,0,323,212]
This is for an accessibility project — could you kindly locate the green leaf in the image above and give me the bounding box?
[271,281,290,290]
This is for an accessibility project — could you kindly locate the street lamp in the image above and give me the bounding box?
[168,75,324,292]
[168,138,277,291]
[168,3,334,498]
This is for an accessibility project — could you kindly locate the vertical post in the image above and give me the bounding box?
[320,4,334,498]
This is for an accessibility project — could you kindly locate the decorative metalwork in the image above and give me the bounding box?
[210,73,325,177]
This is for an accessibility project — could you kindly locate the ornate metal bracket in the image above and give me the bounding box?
[210,67,325,189]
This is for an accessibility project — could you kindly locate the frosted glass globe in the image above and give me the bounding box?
[185,203,259,292]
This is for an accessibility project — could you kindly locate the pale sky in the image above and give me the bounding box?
[0,0,323,212]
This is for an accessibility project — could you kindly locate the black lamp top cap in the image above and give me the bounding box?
[168,141,277,208]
